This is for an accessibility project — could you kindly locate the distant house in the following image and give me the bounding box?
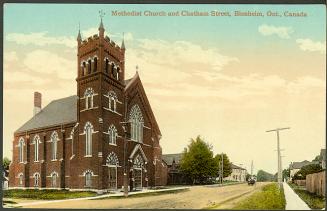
[162,153,191,185]
[289,160,319,179]
[320,149,326,169]
[225,163,247,182]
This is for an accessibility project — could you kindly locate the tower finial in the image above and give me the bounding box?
[121,32,125,50]
[98,10,105,30]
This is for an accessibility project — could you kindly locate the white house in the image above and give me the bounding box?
[225,163,247,182]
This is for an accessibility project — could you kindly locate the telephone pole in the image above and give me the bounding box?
[266,127,290,188]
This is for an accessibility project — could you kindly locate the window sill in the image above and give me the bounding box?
[109,143,117,146]
[34,161,40,163]
[51,159,58,162]
[80,107,99,112]
[84,155,92,158]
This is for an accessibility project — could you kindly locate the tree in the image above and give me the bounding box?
[282,168,290,181]
[312,155,322,162]
[2,157,11,170]
[214,153,232,178]
[293,164,322,180]
[180,135,218,184]
[256,170,274,182]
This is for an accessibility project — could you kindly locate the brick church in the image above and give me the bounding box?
[9,18,167,192]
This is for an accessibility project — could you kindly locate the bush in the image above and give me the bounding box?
[233,183,286,210]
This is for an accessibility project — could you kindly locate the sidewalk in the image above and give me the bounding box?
[6,186,189,208]
[283,182,310,210]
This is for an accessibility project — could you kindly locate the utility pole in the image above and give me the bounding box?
[121,96,129,197]
[221,153,224,185]
[266,127,290,188]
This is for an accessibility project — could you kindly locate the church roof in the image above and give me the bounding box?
[16,79,134,133]
[15,95,78,133]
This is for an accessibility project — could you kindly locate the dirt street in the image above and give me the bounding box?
[23,182,269,209]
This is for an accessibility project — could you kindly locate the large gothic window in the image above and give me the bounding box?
[108,125,117,145]
[129,105,144,143]
[84,88,94,109]
[18,138,24,163]
[106,152,119,166]
[51,132,58,160]
[33,135,40,162]
[84,122,93,156]
[108,91,117,112]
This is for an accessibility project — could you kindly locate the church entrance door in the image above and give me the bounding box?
[133,168,142,190]
[108,166,117,190]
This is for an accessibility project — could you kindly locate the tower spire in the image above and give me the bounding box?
[98,10,105,36]
[77,22,82,44]
[121,32,125,50]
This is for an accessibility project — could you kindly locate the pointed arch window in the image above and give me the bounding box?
[88,59,92,74]
[33,135,41,162]
[105,58,109,73]
[116,67,120,80]
[18,173,24,186]
[84,88,94,109]
[84,170,93,187]
[108,91,117,112]
[51,172,58,187]
[51,132,58,160]
[34,172,40,187]
[84,122,93,156]
[18,138,24,163]
[81,61,86,76]
[108,125,117,145]
[129,105,144,143]
[93,57,98,72]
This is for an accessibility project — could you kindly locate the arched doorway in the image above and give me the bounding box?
[106,152,119,190]
[133,154,144,190]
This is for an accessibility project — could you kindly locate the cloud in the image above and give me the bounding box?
[4,51,18,62]
[296,39,326,54]
[258,24,293,39]
[125,39,238,84]
[23,49,75,80]
[6,32,76,48]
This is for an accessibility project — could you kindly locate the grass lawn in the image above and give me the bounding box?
[232,183,286,210]
[3,189,97,200]
[288,182,325,209]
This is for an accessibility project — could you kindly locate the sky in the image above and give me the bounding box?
[3,4,326,174]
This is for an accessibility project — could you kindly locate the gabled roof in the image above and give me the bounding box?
[125,72,161,136]
[231,163,246,170]
[162,153,183,165]
[15,95,78,133]
[289,160,319,169]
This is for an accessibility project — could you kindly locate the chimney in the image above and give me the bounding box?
[33,92,42,116]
